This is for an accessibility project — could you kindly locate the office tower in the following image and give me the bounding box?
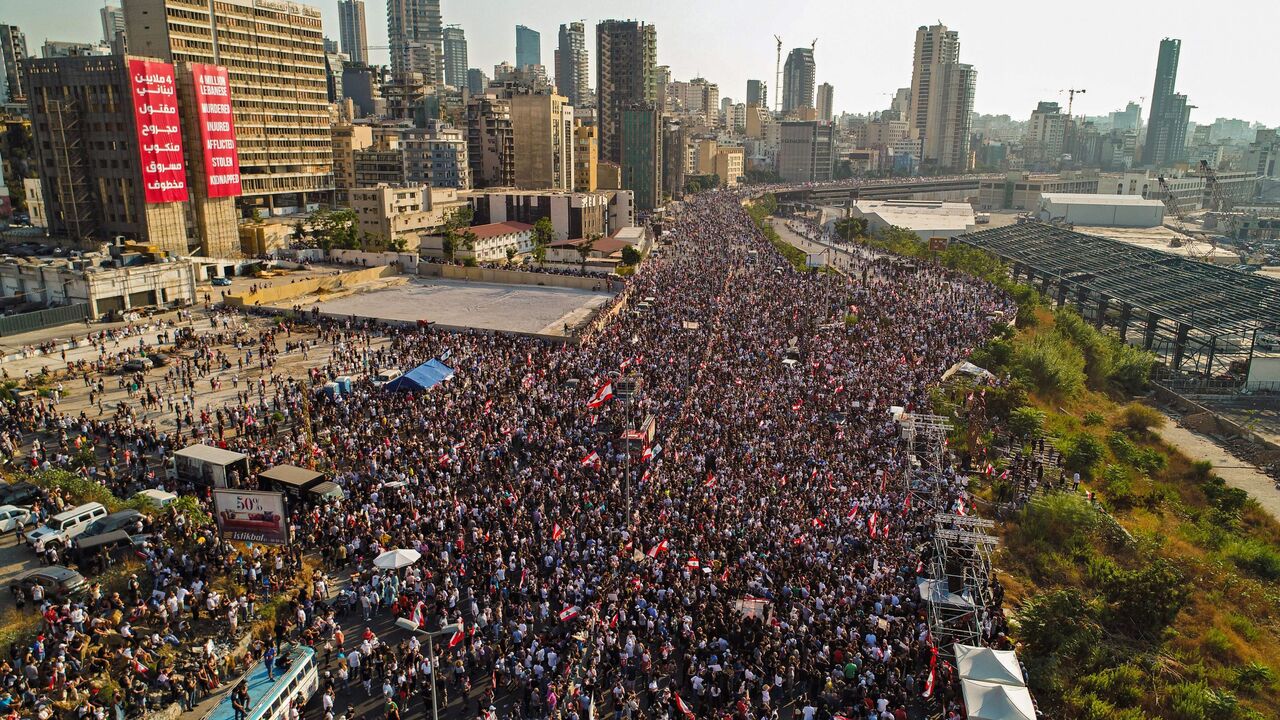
[443,26,467,88]
[124,0,332,213]
[466,95,515,187]
[325,48,347,103]
[597,20,657,165]
[0,25,29,103]
[653,64,671,111]
[908,23,975,170]
[746,79,766,108]
[1111,101,1142,133]
[101,6,127,44]
[621,105,661,210]
[338,0,369,65]
[890,87,911,117]
[467,68,489,95]
[781,48,815,114]
[816,83,834,122]
[556,22,589,107]
[511,93,575,190]
[1142,38,1190,167]
[387,0,443,84]
[41,41,112,59]
[516,25,541,69]
[1025,101,1066,164]
[661,118,684,200]
[573,122,598,192]
[777,121,834,182]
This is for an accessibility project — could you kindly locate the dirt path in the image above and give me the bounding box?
[1154,416,1280,521]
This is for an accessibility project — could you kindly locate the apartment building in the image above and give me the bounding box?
[352,122,470,190]
[466,96,515,188]
[511,93,575,191]
[351,183,468,248]
[573,122,598,192]
[462,188,635,241]
[777,121,834,183]
[976,171,1101,211]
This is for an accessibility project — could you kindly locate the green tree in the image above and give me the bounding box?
[1061,432,1105,475]
[442,234,456,260]
[531,217,556,264]
[292,221,306,243]
[576,234,600,268]
[309,208,360,250]
[621,245,642,266]
[1008,406,1047,439]
[505,247,517,264]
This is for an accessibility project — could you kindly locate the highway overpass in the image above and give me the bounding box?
[774,175,1000,206]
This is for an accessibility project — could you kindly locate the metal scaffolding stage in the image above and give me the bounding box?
[897,411,952,509]
[955,221,1280,387]
[922,513,999,653]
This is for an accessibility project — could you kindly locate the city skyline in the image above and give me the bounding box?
[6,0,1278,126]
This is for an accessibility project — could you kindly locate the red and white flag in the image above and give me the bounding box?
[587,382,614,408]
[868,511,879,538]
[956,498,967,517]
[703,472,717,488]
[642,444,662,463]
[410,600,428,628]
[647,539,669,558]
[448,625,466,648]
[580,451,600,468]
[558,606,580,622]
[846,503,860,521]
[609,610,620,629]
[921,646,939,698]
[132,658,149,675]
[674,693,694,719]
[552,523,564,541]
[686,557,700,569]
[483,399,493,415]
[791,399,803,412]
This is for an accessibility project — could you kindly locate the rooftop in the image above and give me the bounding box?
[854,199,975,231]
[1041,193,1166,208]
[468,222,533,240]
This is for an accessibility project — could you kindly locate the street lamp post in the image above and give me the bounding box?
[396,618,464,720]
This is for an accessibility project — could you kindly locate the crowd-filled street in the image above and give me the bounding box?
[0,190,1013,720]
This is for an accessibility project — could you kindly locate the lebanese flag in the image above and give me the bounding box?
[587,382,614,408]
[916,557,925,575]
[132,658,149,675]
[846,503,860,521]
[811,517,825,528]
[686,557,700,569]
[921,646,939,698]
[552,523,564,541]
[483,399,494,415]
[791,399,803,412]
[703,472,716,488]
[609,610,620,629]
[902,492,913,516]
[559,606,580,622]
[833,383,844,394]
[647,539,669,558]
[792,534,807,545]
[410,600,428,628]
[581,451,600,468]
[642,444,662,463]
[674,693,694,719]
[999,469,1009,480]
[956,499,967,517]
[448,625,466,648]
[640,468,651,485]
[868,511,879,537]
[984,463,995,476]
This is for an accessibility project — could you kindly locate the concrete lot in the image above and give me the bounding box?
[287,277,613,336]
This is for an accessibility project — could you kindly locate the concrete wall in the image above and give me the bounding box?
[329,249,420,271]
[224,265,399,308]
[418,263,613,291]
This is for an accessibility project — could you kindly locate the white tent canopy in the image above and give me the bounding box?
[954,644,1025,686]
[961,679,1036,720]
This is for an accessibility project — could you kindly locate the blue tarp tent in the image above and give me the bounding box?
[384,359,455,392]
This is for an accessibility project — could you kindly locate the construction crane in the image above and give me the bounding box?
[773,35,783,113]
[1199,159,1230,212]
[1061,88,1086,119]
[1060,88,1085,158]
[1158,174,1217,262]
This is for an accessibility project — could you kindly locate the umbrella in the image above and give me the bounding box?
[373,548,421,569]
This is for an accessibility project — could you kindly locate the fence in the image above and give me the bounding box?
[0,303,90,337]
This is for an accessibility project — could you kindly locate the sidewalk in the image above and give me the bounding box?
[1154,414,1280,522]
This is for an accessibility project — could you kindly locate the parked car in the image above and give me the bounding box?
[371,368,402,388]
[0,482,42,506]
[77,509,145,543]
[121,358,148,373]
[0,505,33,532]
[148,353,168,368]
[212,277,232,286]
[25,502,108,550]
[10,566,86,599]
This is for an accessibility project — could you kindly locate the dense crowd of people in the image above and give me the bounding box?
[0,188,1015,720]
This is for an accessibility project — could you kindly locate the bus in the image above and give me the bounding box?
[204,644,319,720]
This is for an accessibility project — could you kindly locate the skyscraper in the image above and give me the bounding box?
[816,82,834,122]
[1141,38,1190,167]
[781,48,815,114]
[0,25,28,103]
[511,93,575,190]
[556,22,589,107]
[100,6,126,45]
[908,23,975,171]
[746,79,766,108]
[622,105,662,210]
[124,0,332,213]
[387,0,443,83]
[467,68,489,95]
[443,26,467,89]
[516,25,541,69]
[337,0,368,65]
[596,20,657,165]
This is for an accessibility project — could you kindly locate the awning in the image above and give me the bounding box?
[961,679,1035,720]
[954,644,1025,686]
[384,359,455,392]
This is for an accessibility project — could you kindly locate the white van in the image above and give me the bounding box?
[26,502,108,550]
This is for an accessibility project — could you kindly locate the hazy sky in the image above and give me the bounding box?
[8,0,1279,126]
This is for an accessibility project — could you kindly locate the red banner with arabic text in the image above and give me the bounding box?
[129,59,188,203]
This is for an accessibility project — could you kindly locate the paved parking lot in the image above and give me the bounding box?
[288,277,613,336]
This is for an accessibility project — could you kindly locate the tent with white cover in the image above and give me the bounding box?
[954,644,1025,686]
[960,679,1036,720]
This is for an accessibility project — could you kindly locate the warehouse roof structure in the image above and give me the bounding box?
[954,221,1280,384]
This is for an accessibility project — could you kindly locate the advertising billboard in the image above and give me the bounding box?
[128,59,188,204]
[213,489,289,545]
[189,63,241,197]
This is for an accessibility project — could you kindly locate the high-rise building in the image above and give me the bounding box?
[387,0,443,84]
[467,68,489,96]
[0,25,29,103]
[443,26,467,89]
[40,41,112,59]
[573,121,598,192]
[816,83,834,122]
[596,20,657,166]
[511,93,575,190]
[621,105,661,210]
[1025,101,1067,165]
[516,25,541,69]
[466,95,515,188]
[556,22,589,107]
[782,48,815,114]
[353,122,470,189]
[1111,101,1142,133]
[124,0,332,213]
[777,120,834,182]
[1142,38,1190,167]
[746,79,766,108]
[908,23,975,171]
[337,0,369,65]
[101,6,127,45]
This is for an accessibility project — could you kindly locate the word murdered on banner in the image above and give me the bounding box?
[129,59,188,204]
[190,63,242,197]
